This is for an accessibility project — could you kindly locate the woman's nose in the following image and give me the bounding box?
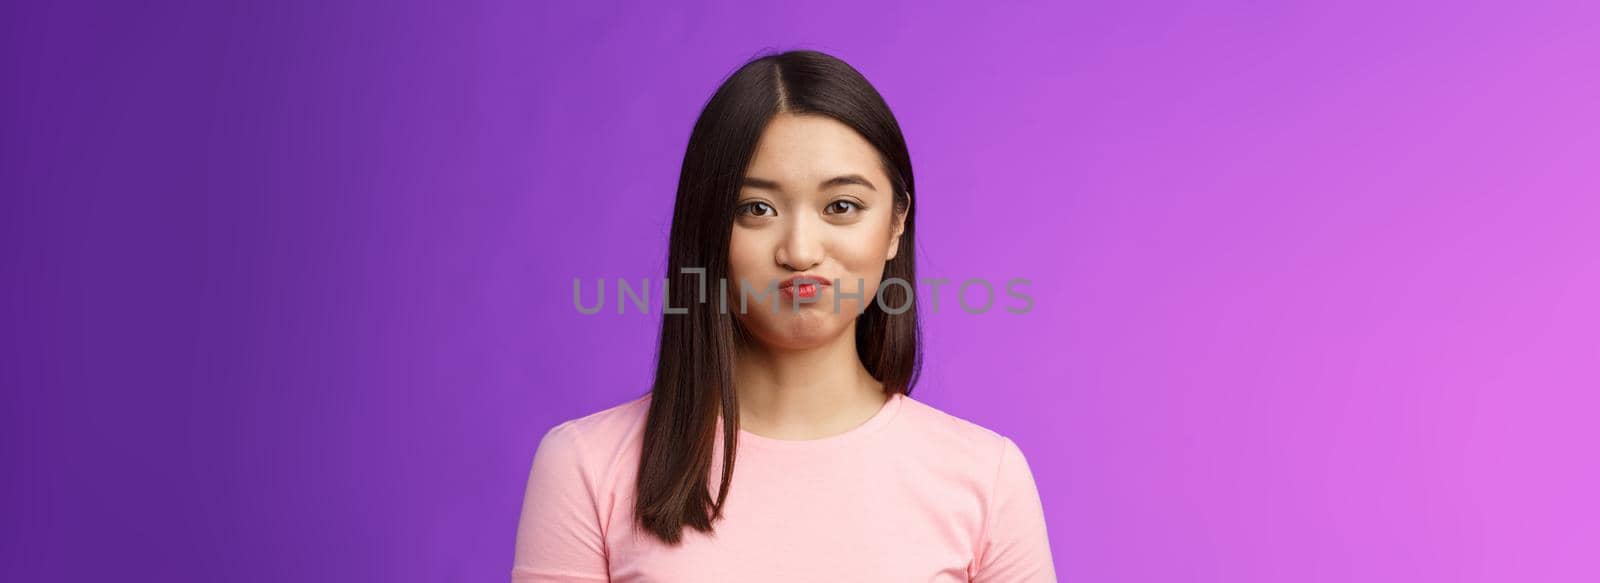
[775,216,823,271]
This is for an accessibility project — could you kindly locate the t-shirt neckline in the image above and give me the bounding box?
[728,392,904,451]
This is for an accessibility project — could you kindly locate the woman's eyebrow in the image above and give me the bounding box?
[741,174,877,191]
[820,174,877,191]
[740,176,782,191]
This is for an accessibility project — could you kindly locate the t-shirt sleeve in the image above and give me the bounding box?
[971,436,1057,582]
[511,421,610,582]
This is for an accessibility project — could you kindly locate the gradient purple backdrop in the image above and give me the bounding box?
[4,1,1598,581]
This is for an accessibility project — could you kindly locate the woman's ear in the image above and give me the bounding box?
[885,192,910,261]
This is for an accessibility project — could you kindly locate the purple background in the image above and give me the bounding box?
[4,1,1598,581]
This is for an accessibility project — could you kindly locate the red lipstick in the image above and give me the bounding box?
[777,274,831,300]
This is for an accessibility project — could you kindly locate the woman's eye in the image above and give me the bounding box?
[737,201,775,217]
[826,200,862,214]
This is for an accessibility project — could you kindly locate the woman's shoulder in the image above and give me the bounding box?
[552,391,652,437]
[894,394,1045,525]
[533,392,652,475]
[895,393,1023,465]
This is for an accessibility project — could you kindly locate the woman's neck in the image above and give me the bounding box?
[732,325,888,440]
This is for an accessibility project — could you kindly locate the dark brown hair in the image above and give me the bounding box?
[633,49,920,544]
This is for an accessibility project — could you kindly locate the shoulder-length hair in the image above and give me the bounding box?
[634,49,921,544]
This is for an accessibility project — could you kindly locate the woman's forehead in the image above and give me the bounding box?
[744,114,887,190]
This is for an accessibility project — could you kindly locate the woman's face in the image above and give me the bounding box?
[728,112,907,350]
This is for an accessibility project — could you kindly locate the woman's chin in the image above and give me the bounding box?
[742,312,849,350]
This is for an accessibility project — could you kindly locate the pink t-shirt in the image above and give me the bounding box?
[512,391,1056,582]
